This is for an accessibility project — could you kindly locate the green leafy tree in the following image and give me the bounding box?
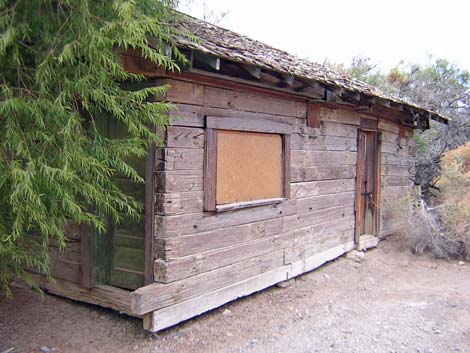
[0,0,183,296]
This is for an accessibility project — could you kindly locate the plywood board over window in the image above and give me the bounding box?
[204,116,292,212]
[217,130,283,204]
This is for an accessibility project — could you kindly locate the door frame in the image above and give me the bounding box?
[354,126,382,246]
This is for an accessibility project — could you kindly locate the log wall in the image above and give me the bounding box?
[34,77,415,331]
[142,78,414,331]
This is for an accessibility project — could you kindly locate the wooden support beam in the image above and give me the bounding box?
[144,144,156,285]
[193,51,220,71]
[241,64,261,79]
[79,223,93,289]
[341,90,361,102]
[203,128,217,212]
[280,73,295,87]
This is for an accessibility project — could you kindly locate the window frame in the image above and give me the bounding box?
[203,116,291,212]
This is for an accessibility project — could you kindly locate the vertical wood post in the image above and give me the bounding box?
[282,134,291,199]
[204,128,218,211]
[374,131,383,236]
[354,129,365,247]
[80,223,93,288]
[144,144,156,285]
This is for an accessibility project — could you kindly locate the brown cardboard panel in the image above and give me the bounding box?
[216,130,283,204]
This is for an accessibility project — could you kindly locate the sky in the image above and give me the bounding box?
[178,0,470,73]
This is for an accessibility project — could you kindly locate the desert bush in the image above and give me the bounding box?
[435,146,470,257]
[386,151,470,260]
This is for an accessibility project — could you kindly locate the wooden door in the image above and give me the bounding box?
[355,129,382,242]
[93,116,146,290]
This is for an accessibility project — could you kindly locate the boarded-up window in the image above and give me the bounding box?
[216,130,283,205]
[204,117,291,212]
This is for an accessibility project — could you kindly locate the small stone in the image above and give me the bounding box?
[276,279,295,288]
[458,261,465,266]
[226,332,234,337]
[2,348,15,353]
[346,250,365,263]
[222,309,232,316]
[40,347,52,353]
[324,274,331,280]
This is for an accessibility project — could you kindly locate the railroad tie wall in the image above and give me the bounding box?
[141,79,366,331]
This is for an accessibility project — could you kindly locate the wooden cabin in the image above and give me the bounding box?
[32,15,448,332]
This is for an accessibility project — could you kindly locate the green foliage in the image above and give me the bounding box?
[340,56,470,193]
[0,0,182,296]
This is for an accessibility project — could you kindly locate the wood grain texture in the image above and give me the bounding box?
[79,223,93,288]
[206,116,292,134]
[203,86,306,118]
[306,103,321,128]
[145,144,156,285]
[203,128,217,211]
[282,134,291,199]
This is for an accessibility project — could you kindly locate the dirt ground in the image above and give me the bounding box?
[1,235,470,353]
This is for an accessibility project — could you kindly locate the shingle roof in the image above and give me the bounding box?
[172,14,448,124]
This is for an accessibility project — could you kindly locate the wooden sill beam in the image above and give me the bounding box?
[216,198,285,213]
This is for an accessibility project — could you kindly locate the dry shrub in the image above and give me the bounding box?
[383,190,447,257]
[386,143,470,259]
[435,144,470,258]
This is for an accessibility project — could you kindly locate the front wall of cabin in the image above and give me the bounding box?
[32,76,416,330]
[144,78,415,330]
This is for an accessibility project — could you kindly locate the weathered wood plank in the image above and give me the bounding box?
[287,241,355,278]
[381,165,414,176]
[321,108,360,126]
[155,170,203,193]
[169,104,205,127]
[307,103,321,128]
[31,273,136,317]
[203,128,217,211]
[291,134,357,151]
[382,153,414,166]
[166,126,205,149]
[285,229,354,264]
[156,201,294,238]
[131,250,286,315]
[145,266,289,332]
[290,179,356,199]
[381,185,413,197]
[381,141,408,155]
[291,150,357,166]
[319,121,358,138]
[291,164,356,182]
[378,119,401,134]
[161,218,283,258]
[203,86,307,118]
[156,191,203,215]
[382,175,413,187]
[282,203,355,233]
[165,79,204,105]
[203,106,305,133]
[283,134,291,199]
[79,223,93,288]
[292,216,355,247]
[156,148,204,171]
[206,116,292,134]
[155,232,294,283]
